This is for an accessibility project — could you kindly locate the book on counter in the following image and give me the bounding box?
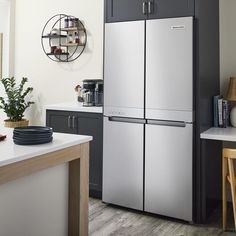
[222,99,229,128]
[213,95,229,128]
[213,95,221,127]
[218,98,223,127]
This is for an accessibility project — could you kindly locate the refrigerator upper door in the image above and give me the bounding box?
[146,17,193,122]
[103,117,144,210]
[145,122,193,221]
[104,21,145,119]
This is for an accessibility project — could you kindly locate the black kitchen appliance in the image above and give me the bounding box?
[77,79,103,107]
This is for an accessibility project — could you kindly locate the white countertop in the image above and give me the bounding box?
[200,127,236,142]
[0,128,92,167]
[45,102,103,114]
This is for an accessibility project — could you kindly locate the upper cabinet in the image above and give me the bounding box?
[148,0,194,19]
[105,0,147,23]
[105,0,194,23]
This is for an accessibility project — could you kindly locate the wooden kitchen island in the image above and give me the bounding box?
[0,129,92,236]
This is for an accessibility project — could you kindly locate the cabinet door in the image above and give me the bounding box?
[77,112,103,198]
[105,0,147,23]
[148,0,194,19]
[46,110,77,134]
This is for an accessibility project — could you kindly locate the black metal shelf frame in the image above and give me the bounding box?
[41,14,87,62]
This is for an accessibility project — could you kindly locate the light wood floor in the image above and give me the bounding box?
[89,198,235,236]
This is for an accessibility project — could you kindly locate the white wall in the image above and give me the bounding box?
[0,0,15,122]
[14,0,104,125]
[220,0,236,96]
[0,0,10,78]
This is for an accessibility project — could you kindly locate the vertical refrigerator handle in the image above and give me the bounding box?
[147,120,186,127]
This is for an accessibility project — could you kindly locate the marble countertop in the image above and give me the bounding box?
[200,127,236,142]
[0,127,92,167]
[45,102,103,114]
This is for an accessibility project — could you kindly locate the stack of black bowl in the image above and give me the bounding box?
[13,126,53,145]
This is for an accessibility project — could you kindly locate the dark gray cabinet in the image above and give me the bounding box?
[105,0,194,22]
[105,0,147,22]
[46,110,103,198]
[76,113,103,198]
[45,110,77,134]
[148,0,194,19]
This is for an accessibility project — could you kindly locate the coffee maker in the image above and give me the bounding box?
[76,79,103,107]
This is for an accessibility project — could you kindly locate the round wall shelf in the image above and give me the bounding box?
[41,14,87,62]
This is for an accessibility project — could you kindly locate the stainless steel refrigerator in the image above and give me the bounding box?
[103,17,193,221]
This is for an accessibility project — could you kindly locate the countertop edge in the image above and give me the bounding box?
[0,134,92,168]
[44,102,103,114]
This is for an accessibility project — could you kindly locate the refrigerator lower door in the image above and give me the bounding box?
[145,121,192,221]
[146,17,193,122]
[103,116,144,210]
[104,21,145,119]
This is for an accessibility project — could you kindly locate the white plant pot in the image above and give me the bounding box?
[230,106,236,127]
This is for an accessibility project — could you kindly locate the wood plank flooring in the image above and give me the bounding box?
[89,198,235,236]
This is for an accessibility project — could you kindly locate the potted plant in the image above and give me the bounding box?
[0,77,34,128]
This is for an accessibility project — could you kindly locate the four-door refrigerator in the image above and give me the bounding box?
[103,17,193,221]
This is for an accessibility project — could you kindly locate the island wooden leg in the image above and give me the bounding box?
[222,151,227,231]
[68,143,89,236]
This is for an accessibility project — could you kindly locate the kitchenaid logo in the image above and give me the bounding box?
[171,25,185,30]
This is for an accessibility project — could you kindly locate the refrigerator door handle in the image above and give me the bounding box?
[147,119,186,127]
[109,116,146,124]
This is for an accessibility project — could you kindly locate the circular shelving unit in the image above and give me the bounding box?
[41,14,87,62]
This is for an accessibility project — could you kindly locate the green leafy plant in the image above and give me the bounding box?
[0,77,34,121]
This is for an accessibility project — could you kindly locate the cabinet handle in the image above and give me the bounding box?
[68,116,71,128]
[148,1,153,14]
[72,116,76,129]
[111,0,113,17]
[142,2,147,15]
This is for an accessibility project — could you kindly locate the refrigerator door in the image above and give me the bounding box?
[146,17,193,122]
[145,121,192,221]
[104,21,145,119]
[103,116,144,210]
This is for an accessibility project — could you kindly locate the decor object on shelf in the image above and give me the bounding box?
[41,14,87,62]
[0,77,34,128]
[226,77,236,127]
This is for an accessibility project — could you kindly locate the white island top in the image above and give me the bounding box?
[200,127,236,142]
[0,128,92,167]
[45,102,103,114]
